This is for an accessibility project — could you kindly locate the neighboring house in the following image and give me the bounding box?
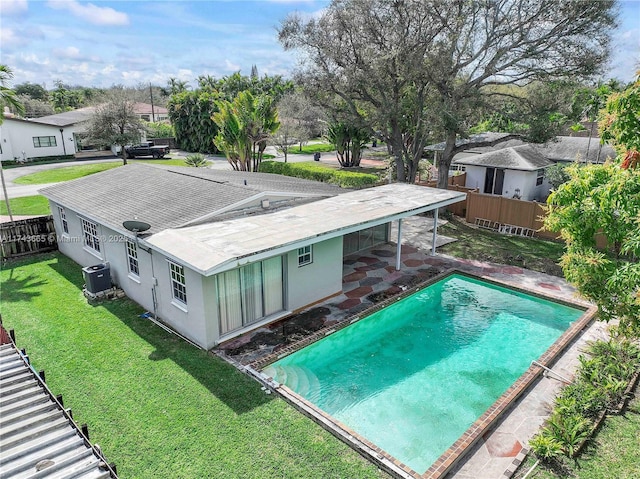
[132,102,169,122]
[453,145,553,201]
[41,164,465,349]
[0,103,169,162]
[424,133,617,200]
[0,107,95,161]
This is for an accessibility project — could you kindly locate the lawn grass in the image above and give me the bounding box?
[514,389,640,479]
[0,253,388,479]
[438,217,566,276]
[0,195,51,216]
[289,142,336,154]
[12,159,207,185]
[13,162,122,184]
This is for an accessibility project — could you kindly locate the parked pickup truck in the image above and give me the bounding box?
[125,142,170,159]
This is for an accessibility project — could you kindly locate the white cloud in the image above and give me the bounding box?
[0,28,25,47]
[224,59,241,72]
[52,46,82,59]
[0,0,28,15]
[46,0,129,26]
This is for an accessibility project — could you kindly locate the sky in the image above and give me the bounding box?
[1,0,639,90]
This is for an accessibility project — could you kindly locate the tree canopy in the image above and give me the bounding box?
[279,0,617,187]
[84,90,145,165]
[0,65,25,121]
[545,74,640,336]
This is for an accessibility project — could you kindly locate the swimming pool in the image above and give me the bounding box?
[263,273,585,475]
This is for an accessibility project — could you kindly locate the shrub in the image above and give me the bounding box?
[259,161,379,188]
[529,434,564,461]
[185,153,208,167]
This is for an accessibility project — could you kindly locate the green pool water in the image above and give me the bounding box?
[264,274,584,474]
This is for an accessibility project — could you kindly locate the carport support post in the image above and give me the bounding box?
[395,218,403,270]
[431,208,439,256]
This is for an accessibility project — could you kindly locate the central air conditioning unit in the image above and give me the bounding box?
[82,263,111,294]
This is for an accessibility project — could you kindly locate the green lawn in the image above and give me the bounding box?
[0,253,388,479]
[12,162,122,184]
[289,142,336,154]
[12,159,211,185]
[0,195,51,216]
[438,217,566,276]
[515,390,640,479]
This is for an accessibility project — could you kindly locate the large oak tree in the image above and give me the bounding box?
[279,0,617,187]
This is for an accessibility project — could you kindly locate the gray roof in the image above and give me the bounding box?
[531,136,616,163]
[427,132,617,164]
[148,183,466,275]
[453,145,553,170]
[30,107,96,127]
[424,132,514,152]
[0,343,116,479]
[40,164,344,235]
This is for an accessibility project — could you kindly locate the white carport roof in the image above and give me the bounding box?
[146,183,466,276]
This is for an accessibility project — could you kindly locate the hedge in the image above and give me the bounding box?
[259,161,379,188]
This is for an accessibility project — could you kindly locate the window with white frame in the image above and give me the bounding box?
[33,136,57,148]
[126,240,139,276]
[57,206,68,234]
[297,245,312,266]
[536,169,545,186]
[169,261,187,304]
[81,218,101,253]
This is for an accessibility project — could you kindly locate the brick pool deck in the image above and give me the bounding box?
[216,220,604,479]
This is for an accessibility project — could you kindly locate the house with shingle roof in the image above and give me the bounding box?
[424,133,617,201]
[40,164,465,349]
[0,103,168,162]
[453,145,553,200]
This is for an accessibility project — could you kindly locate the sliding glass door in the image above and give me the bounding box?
[217,256,284,335]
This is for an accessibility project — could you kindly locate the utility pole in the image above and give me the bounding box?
[149,83,156,123]
[0,160,13,222]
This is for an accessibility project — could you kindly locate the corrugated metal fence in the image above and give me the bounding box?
[1,216,58,260]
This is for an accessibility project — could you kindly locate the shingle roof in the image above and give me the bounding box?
[453,145,553,170]
[30,107,96,127]
[426,133,616,164]
[532,136,616,163]
[424,132,514,151]
[0,343,116,479]
[40,164,344,235]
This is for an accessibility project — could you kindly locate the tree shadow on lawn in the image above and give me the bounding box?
[1,256,49,303]
[47,256,273,415]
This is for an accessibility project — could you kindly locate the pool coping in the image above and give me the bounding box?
[238,269,598,479]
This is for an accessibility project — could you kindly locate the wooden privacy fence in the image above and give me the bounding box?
[417,174,477,216]
[464,192,560,240]
[1,216,58,260]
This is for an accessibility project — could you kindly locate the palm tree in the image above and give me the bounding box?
[0,65,25,122]
[213,91,279,172]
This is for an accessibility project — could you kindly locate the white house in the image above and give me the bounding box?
[0,107,95,162]
[0,103,170,162]
[453,145,553,201]
[41,164,465,349]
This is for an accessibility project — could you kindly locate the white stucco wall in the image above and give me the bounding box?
[1,119,80,162]
[286,236,343,312]
[464,166,551,201]
[49,201,345,349]
[50,200,216,349]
